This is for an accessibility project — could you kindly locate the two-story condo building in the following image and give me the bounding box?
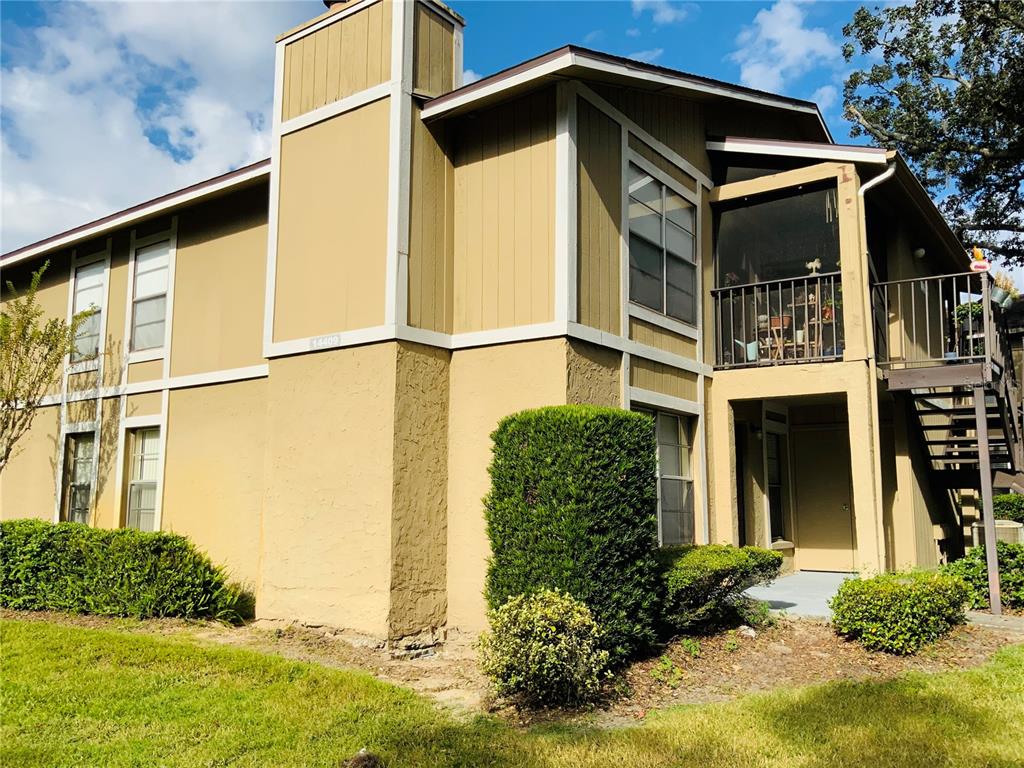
[2,0,1017,644]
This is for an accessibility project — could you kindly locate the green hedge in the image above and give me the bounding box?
[484,405,660,664]
[0,519,251,621]
[941,542,1024,609]
[658,544,782,632]
[830,571,968,654]
[993,493,1024,524]
[478,588,609,707]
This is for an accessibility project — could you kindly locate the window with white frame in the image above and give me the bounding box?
[71,260,104,362]
[126,427,160,531]
[636,408,694,546]
[131,239,170,351]
[61,432,95,524]
[627,163,697,324]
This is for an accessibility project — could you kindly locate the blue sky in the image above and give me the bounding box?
[1,0,869,252]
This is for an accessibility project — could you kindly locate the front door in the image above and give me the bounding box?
[792,427,855,571]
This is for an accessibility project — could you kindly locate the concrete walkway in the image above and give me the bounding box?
[745,571,856,619]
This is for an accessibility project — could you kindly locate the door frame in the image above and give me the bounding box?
[761,401,796,548]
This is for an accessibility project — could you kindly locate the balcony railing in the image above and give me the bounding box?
[872,272,1009,373]
[712,272,844,369]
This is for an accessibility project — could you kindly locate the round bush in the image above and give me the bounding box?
[659,544,782,632]
[830,571,968,655]
[941,542,1024,609]
[993,493,1024,524]
[478,588,610,707]
[484,405,660,664]
[0,519,251,621]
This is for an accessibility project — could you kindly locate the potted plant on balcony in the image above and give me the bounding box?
[992,272,1019,309]
[954,301,985,357]
[769,306,792,330]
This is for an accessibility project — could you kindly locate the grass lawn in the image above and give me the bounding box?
[2,618,1023,768]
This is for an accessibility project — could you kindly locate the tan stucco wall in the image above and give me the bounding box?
[576,96,622,335]
[708,361,886,573]
[260,344,397,635]
[170,185,268,378]
[567,339,622,406]
[0,406,60,520]
[162,380,267,589]
[389,343,450,637]
[273,97,390,342]
[281,0,391,122]
[445,339,571,633]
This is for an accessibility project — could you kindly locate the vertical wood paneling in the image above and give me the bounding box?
[591,84,709,177]
[576,97,622,335]
[629,318,698,359]
[452,88,556,333]
[630,358,699,400]
[281,0,391,122]
[413,3,454,97]
[408,107,454,333]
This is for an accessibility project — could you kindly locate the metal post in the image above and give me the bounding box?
[973,384,1002,615]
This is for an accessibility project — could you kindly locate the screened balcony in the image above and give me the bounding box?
[712,182,844,368]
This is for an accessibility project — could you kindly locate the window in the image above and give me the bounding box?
[126,427,160,531]
[637,408,694,546]
[131,240,170,351]
[60,433,95,524]
[71,260,104,362]
[628,163,697,324]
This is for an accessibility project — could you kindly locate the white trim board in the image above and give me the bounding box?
[628,386,703,416]
[279,82,391,137]
[421,49,828,142]
[706,137,887,165]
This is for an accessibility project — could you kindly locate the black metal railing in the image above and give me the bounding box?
[712,272,844,368]
[872,271,998,369]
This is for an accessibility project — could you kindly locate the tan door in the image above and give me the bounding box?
[792,427,855,571]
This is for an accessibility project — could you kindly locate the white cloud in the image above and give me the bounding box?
[811,84,838,111]
[626,28,642,38]
[583,30,604,45]
[730,0,840,93]
[627,48,664,64]
[631,0,689,26]
[1,1,315,253]
[462,69,482,85]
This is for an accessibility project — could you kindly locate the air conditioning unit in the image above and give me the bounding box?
[972,520,1024,546]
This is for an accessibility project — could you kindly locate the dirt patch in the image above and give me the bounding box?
[3,609,1020,726]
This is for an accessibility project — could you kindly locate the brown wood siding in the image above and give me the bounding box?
[576,97,622,335]
[590,84,709,176]
[629,318,698,359]
[630,358,698,400]
[413,3,454,97]
[452,87,556,333]
[281,0,391,122]
[408,107,454,333]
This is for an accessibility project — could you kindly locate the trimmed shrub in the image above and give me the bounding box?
[484,405,660,664]
[941,542,1024,609]
[0,519,251,621]
[478,588,609,707]
[830,571,968,654]
[993,493,1024,524]
[658,544,783,632]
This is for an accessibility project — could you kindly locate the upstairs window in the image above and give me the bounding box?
[60,432,95,525]
[628,163,697,325]
[126,427,160,531]
[131,240,170,351]
[71,260,104,362]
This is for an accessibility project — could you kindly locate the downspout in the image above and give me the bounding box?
[856,161,896,572]
[858,161,896,198]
